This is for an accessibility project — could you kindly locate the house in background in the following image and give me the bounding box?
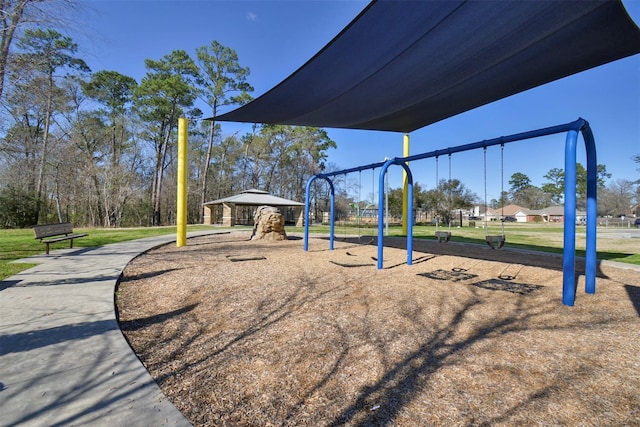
[203,189,304,226]
[484,204,529,222]
[528,205,587,223]
[478,204,589,224]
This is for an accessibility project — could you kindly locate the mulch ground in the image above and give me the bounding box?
[116,231,640,426]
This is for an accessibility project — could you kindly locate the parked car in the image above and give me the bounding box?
[501,216,517,222]
[635,218,640,228]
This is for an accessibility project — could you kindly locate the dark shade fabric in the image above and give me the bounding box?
[213,0,640,133]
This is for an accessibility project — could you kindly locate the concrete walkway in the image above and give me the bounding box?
[0,232,216,427]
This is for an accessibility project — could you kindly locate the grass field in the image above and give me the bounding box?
[0,225,217,281]
[1,222,638,281]
[292,221,640,265]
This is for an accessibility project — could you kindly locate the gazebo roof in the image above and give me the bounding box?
[203,189,303,207]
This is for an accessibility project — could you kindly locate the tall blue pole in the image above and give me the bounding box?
[406,171,413,266]
[304,176,315,251]
[304,175,334,251]
[377,159,413,269]
[329,178,335,250]
[582,124,597,294]
[563,130,579,306]
[377,161,391,269]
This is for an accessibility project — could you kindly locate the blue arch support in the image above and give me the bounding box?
[563,121,598,306]
[582,124,598,296]
[303,118,597,306]
[304,175,335,251]
[378,158,413,269]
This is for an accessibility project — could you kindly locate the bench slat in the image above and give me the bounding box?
[41,233,88,243]
[34,223,74,239]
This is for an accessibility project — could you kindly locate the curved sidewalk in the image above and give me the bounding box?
[0,232,216,427]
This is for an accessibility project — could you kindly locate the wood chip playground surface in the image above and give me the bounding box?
[116,231,639,426]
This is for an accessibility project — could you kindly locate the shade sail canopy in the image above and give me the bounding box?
[213,0,640,133]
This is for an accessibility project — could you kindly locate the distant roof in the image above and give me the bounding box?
[498,205,529,216]
[213,1,640,132]
[529,205,586,216]
[203,189,303,207]
[486,204,528,216]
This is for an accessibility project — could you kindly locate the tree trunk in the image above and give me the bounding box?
[150,148,159,225]
[216,150,226,199]
[152,149,164,226]
[199,119,216,223]
[152,121,173,226]
[54,168,63,223]
[35,73,54,222]
[0,0,29,101]
[241,124,256,191]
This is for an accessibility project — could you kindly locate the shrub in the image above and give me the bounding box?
[0,186,40,229]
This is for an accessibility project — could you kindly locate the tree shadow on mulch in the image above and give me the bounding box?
[323,293,597,427]
[624,284,640,317]
[118,304,199,332]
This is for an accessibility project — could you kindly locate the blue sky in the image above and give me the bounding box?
[75,0,640,203]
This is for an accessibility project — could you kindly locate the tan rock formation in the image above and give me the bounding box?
[251,205,287,241]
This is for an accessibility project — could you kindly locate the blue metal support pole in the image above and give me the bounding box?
[304,176,315,252]
[407,171,413,266]
[317,120,586,182]
[304,175,335,251]
[377,159,413,269]
[400,120,586,165]
[377,161,391,269]
[582,123,598,294]
[563,129,579,306]
[329,177,335,250]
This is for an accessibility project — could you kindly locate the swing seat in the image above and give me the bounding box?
[486,235,505,249]
[435,231,451,243]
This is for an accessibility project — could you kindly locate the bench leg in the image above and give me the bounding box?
[70,239,74,249]
[46,242,50,255]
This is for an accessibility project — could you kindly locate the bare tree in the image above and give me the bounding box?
[599,179,636,217]
[1,0,78,101]
[12,29,88,221]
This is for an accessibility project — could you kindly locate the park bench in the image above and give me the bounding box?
[33,223,88,255]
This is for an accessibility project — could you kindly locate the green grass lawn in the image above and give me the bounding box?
[1,222,637,282]
[297,223,640,265]
[0,225,216,281]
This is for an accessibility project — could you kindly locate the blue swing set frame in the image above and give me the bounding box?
[304,118,598,307]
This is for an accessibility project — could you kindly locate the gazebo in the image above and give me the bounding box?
[203,189,304,227]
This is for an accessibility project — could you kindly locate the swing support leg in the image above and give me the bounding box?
[563,131,578,305]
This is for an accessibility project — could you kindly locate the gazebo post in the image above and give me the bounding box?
[222,203,236,226]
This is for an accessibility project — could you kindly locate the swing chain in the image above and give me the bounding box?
[435,156,439,232]
[500,143,505,237]
[448,153,452,231]
[483,147,488,236]
[483,145,506,249]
